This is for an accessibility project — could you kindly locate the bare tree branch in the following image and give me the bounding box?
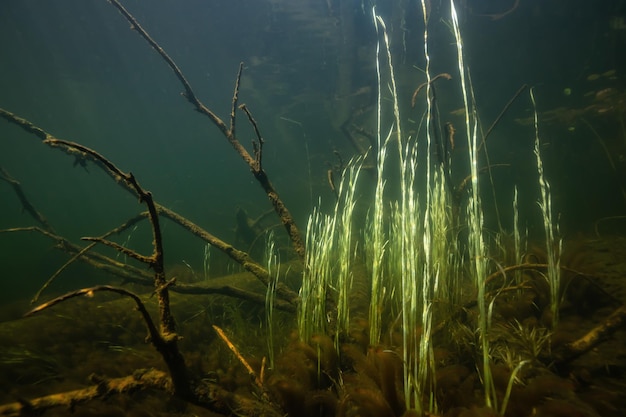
[106,0,306,259]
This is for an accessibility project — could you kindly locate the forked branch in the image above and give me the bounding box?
[0,107,299,305]
[25,285,161,342]
[107,0,305,259]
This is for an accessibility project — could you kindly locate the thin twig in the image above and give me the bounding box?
[594,215,626,237]
[0,225,154,284]
[106,0,305,259]
[239,103,264,171]
[33,126,188,395]
[0,167,54,232]
[31,214,148,304]
[157,205,299,304]
[212,325,265,394]
[456,164,510,197]
[173,282,296,312]
[26,285,161,343]
[230,62,244,136]
[82,236,153,265]
[479,84,528,150]
[411,72,452,108]
[484,262,621,305]
[1,108,296,306]
[31,242,96,303]
[106,0,227,131]
[0,108,49,140]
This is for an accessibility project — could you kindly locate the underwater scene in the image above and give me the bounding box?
[1,0,626,416]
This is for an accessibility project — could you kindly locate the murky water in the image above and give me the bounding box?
[1,1,625,416]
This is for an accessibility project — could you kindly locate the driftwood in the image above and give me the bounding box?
[3,1,625,416]
[554,304,626,365]
[0,110,289,413]
[0,167,55,233]
[0,368,282,417]
[0,0,310,413]
[0,107,300,306]
[487,263,626,365]
[0,369,172,417]
[107,0,305,260]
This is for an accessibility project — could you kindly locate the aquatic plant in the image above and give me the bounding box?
[530,87,563,327]
[512,186,527,288]
[203,242,212,281]
[2,1,626,417]
[299,205,335,343]
[298,156,362,346]
[265,231,279,370]
[367,6,392,348]
[333,157,364,347]
[448,0,498,410]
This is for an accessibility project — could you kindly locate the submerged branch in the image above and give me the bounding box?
[411,72,452,108]
[157,205,299,305]
[456,164,510,198]
[554,304,626,364]
[480,84,528,149]
[213,325,265,394]
[0,166,54,233]
[173,282,296,312]
[107,0,305,259]
[0,225,154,282]
[25,285,161,343]
[31,214,147,304]
[82,236,153,265]
[0,108,190,396]
[0,368,283,417]
[0,107,297,307]
[0,369,172,417]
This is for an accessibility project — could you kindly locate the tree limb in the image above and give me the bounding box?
[0,369,171,417]
[106,0,305,259]
[0,368,283,417]
[554,304,626,365]
[0,166,54,233]
[0,107,299,306]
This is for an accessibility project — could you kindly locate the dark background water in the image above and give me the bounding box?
[1,0,625,304]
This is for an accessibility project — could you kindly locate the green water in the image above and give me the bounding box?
[1,1,626,416]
